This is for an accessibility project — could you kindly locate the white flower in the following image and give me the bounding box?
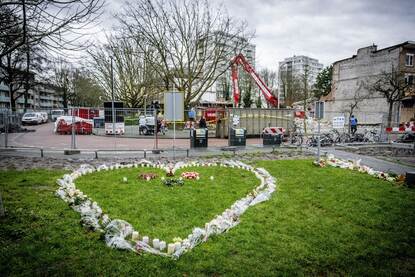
[210,176,214,181]
[146,176,151,181]
[123,177,128,183]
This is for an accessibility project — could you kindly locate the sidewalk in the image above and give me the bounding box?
[318,147,414,175]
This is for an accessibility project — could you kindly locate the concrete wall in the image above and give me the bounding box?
[324,45,401,125]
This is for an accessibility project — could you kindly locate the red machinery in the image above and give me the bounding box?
[231,53,278,107]
[56,117,93,135]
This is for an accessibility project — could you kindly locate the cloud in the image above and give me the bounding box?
[98,0,415,72]
[217,0,415,70]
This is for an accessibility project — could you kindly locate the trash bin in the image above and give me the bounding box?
[190,128,208,148]
[263,127,284,146]
[229,128,246,146]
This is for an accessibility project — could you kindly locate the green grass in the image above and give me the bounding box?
[1,160,415,276]
[75,166,258,241]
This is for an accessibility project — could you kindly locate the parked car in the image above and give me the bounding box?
[40,112,48,123]
[22,112,43,125]
[51,109,64,121]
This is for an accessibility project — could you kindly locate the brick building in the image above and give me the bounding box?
[323,41,415,126]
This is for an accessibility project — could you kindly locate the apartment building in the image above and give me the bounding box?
[323,41,415,125]
[0,81,64,112]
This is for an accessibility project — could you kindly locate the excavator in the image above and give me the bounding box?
[230,53,278,107]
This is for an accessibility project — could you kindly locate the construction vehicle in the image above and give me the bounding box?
[231,53,278,107]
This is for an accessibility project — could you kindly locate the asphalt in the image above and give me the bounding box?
[1,122,414,174]
[315,147,415,175]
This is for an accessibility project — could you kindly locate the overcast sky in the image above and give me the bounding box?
[98,0,415,72]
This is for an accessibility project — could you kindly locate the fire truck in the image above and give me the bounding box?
[230,53,278,107]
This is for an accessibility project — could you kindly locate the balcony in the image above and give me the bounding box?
[0,95,10,102]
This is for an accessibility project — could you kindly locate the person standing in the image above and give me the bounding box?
[350,115,358,135]
[198,116,207,129]
[188,108,196,122]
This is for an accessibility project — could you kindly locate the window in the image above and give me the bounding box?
[406,53,414,66]
[405,74,414,85]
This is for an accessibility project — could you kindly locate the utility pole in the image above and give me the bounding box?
[110,57,116,147]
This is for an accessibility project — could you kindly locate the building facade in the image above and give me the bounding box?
[199,33,256,106]
[0,81,64,112]
[278,55,323,105]
[323,41,415,125]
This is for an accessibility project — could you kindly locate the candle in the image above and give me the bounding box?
[132,231,139,241]
[152,239,160,249]
[167,243,175,254]
[142,236,149,244]
[159,241,166,251]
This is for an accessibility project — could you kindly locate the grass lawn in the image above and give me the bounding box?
[1,160,414,276]
[75,166,258,241]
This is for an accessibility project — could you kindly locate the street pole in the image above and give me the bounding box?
[4,111,8,148]
[317,118,321,163]
[173,92,176,159]
[110,57,116,148]
[71,108,76,149]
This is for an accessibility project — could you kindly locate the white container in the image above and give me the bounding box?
[159,241,166,251]
[142,236,149,244]
[167,243,175,254]
[152,239,160,249]
[132,231,139,241]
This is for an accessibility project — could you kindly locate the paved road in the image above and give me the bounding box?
[0,123,262,150]
[316,147,414,175]
[1,123,413,174]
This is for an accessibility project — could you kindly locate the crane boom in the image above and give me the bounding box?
[230,53,278,107]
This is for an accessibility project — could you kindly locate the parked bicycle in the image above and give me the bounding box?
[289,123,304,146]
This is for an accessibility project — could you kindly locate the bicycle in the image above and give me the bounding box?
[289,123,304,146]
[362,129,380,143]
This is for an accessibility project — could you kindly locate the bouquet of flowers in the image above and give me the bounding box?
[163,178,184,187]
[181,172,199,180]
[139,173,158,181]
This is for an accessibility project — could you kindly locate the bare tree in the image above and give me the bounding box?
[279,69,301,107]
[52,58,73,110]
[71,68,104,107]
[118,0,251,107]
[300,64,311,133]
[370,65,414,127]
[1,0,104,59]
[342,80,373,133]
[259,68,278,107]
[89,35,163,108]
[1,0,104,111]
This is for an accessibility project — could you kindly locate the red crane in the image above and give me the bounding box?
[231,53,278,107]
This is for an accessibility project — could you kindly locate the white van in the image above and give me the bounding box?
[51,109,64,121]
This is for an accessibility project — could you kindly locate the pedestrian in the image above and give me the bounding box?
[350,115,358,135]
[198,116,207,129]
[188,108,196,122]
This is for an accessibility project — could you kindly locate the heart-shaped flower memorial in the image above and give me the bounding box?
[55,160,276,259]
